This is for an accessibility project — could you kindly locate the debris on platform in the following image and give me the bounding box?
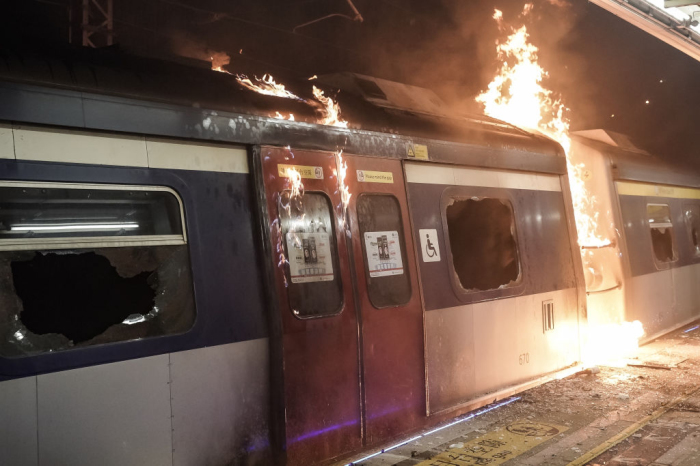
[345,325,700,466]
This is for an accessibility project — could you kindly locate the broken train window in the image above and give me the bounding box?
[683,204,700,255]
[647,203,676,263]
[445,196,521,292]
[0,182,195,357]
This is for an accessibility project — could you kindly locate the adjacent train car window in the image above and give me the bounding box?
[647,204,676,263]
[683,204,700,254]
[357,194,411,308]
[279,191,343,318]
[0,185,183,244]
[0,183,195,358]
[445,197,521,291]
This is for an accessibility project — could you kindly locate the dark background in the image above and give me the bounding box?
[3,0,699,167]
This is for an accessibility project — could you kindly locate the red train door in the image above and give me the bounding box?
[260,146,362,466]
[345,155,425,445]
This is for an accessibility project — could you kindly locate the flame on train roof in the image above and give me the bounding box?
[475,9,608,249]
[210,56,347,128]
[235,74,303,101]
[476,6,643,365]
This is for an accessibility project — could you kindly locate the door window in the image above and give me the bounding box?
[647,204,676,263]
[357,194,411,308]
[279,191,343,317]
[683,204,700,255]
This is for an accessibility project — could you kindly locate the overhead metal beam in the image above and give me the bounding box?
[82,0,113,47]
[590,0,700,62]
[665,0,700,8]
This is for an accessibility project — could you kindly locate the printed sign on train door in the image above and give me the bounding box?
[285,232,335,283]
[363,231,404,277]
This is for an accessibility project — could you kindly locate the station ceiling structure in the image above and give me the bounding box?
[590,0,700,61]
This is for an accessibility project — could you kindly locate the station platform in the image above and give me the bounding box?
[340,323,700,466]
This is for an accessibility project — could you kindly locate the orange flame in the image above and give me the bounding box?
[275,167,304,274]
[335,150,352,229]
[493,9,504,29]
[312,86,348,128]
[209,57,349,128]
[277,164,305,286]
[477,8,639,365]
[583,321,645,367]
[235,74,303,100]
[274,112,295,121]
[475,18,608,248]
[210,52,231,72]
[286,167,304,202]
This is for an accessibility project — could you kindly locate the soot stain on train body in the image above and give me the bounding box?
[0,246,196,357]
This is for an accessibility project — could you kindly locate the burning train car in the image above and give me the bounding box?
[0,44,694,466]
[571,130,700,343]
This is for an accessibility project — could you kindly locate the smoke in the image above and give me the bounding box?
[102,0,698,166]
[167,30,231,67]
[210,51,231,70]
[467,1,585,121]
[340,0,584,121]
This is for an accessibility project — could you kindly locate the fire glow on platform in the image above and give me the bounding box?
[476,7,643,364]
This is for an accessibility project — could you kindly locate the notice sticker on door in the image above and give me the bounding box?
[364,231,404,277]
[286,232,334,283]
[356,170,394,184]
[278,164,324,180]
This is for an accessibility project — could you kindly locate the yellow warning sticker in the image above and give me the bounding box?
[357,170,394,184]
[414,143,429,160]
[278,164,324,180]
[416,421,568,466]
[407,143,416,158]
[406,142,429,160]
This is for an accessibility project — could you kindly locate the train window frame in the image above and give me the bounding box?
[356,193,412,309]
[0,181,187,252]
[647,203,678,267]
[0,180,196,359]
[277,190,345,319]
[682,203,700,257]
[440,186,525,303]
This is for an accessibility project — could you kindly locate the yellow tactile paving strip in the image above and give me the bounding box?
[415,421,569,466]
[565,386,700,466]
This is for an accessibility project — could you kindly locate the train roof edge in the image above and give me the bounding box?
[572,129,700,189]
[0,43,571,174]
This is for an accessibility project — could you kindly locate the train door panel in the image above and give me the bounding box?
[345,155,425,444]
[260,146,361,466]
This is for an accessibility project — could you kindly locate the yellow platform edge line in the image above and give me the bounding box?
[565,386,700,466]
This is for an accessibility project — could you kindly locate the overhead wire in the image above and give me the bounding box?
[148,0,375,59]
[112,18,305,75]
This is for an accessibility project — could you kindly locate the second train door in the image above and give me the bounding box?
[345,155,425,445]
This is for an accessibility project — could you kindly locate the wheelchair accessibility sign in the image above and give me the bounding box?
[419,229,441,262]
